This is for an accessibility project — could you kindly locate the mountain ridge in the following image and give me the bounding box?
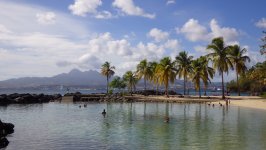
[0,69,106,88]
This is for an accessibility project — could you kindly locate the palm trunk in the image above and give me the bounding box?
[222,72,225,99]
[166,85,169,97]
[204,84,207,96]
[130,85,133,96]
[144,78,147,94]
[156,79,159,95]
[236,71,240,96]
[106,76,109,94]
[183,76,186,95]
[165,81,169,97]
[199,80,201,98]
[222,71,227,104]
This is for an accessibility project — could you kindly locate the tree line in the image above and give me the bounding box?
[101,37,253,99]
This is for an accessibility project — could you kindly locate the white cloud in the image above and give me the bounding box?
[36,12,56,25]
[0,1,91,80]
[69,0,102,17]
[164,39,181,50]
[112,0,155,19]
[69,0,113,19]
[95,11,113,19]
[0,1,89,37]
[147,28,169,42]
[0,1,182,79]
[209,19,238,43]
[180,18,239,44]
[180,19,209,42]
[0,24,12,33]
[166,0,175,5]
[255,18,266,28]
[57,54,101,69]
[194,45,207,54]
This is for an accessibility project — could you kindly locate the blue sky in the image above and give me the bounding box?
[0,0,265,81]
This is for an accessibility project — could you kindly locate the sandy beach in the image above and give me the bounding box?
[127,95,266,111]
[212,96,266,111]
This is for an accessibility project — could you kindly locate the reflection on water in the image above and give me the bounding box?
[0,102,266,150]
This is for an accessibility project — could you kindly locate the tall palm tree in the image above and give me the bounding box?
[149,61,159,95]
[191,58,206,98]
[156,57,176,97]
[136,59,152,92]
[101,61,115,94]
[199,56,215,96]
[207,37,233,99]
[228,45,250,96]
[175,51,193,95]
[123,71,139,96]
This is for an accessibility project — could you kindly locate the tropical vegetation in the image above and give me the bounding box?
[101,61,115,94]
[156,57,176,97]
[175,51,193,95]
[105,36,261,98]
[206,37,233,99]
[123,71,139,95]
[228,45,250,96]
[109,77,126,93]
[136,59,152,92]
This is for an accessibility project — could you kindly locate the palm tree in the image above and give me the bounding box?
[123,71,139,96]
[156,57,176,97]
[136,59,152,93]
[101,61,115,94]
[191,59,206,98]
[149,61,159,95]
[175,51,193,95]
[199,56,215,96]
[207,37,233,99]
[228,45,250,96]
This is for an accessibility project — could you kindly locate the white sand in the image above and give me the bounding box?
[213,96,266,110]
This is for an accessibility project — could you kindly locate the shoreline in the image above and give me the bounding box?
[1,92,265,111]
[125,95,266,110]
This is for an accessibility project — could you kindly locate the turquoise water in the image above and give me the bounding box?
[1,102,266,150]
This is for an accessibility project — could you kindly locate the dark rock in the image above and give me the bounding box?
[0,93,61,105]
[0,120,14,149]
[0,137,9,149]
[0,122,15,136]
[168,90,177,95]
[53,94,62,100]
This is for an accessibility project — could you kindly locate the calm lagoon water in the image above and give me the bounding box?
[1,102,266,150]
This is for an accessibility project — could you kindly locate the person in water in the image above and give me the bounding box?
[102,109,106,115]
[164,116,169,123]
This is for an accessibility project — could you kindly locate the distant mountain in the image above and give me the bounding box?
[0,69,223,90]
[0,69,107,88]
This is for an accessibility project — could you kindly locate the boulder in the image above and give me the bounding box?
[0,137,9,149]
[0,120,14,149]
[0,122,15,136]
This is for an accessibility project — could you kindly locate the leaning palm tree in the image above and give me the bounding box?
[199,56,215,96]
[123,71,139,96]
[191,58,206,98]
[175,51,193,95]
[136,59,153,92]
[228,45,250,96]
[207,37,233,99]
[149,61,159,95]
[101,61,115,94]
[156,57,176,97]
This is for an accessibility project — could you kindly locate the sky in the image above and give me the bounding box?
[0,0,265,81]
